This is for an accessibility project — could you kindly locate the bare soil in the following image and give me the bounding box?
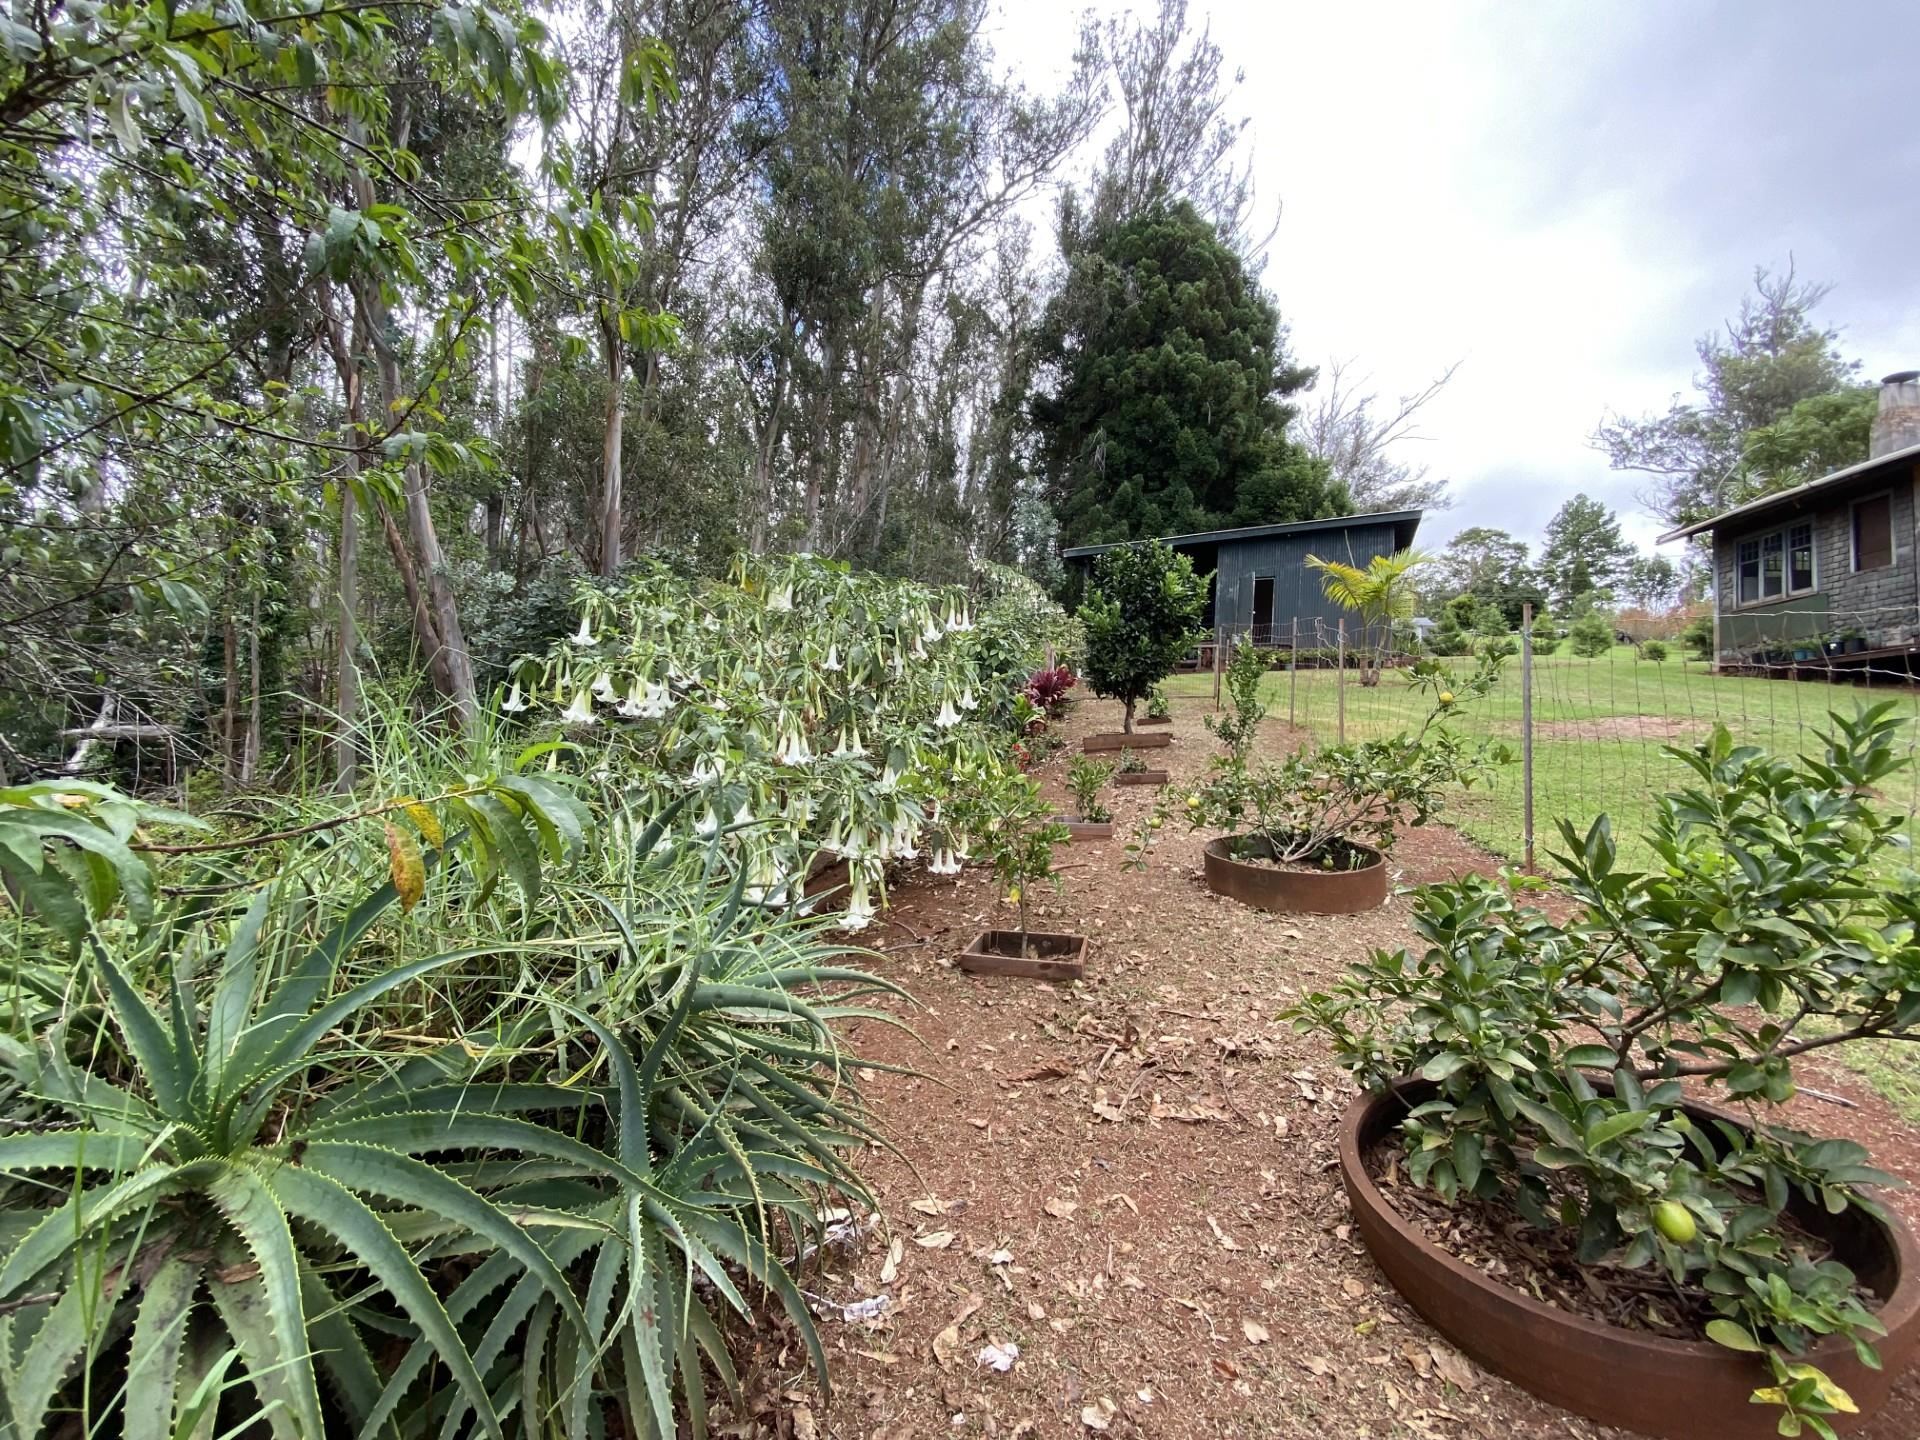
[753,696,1920,1440]
[1531,715,1701,741]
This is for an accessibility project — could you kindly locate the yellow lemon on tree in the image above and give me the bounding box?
[1186,793,1201,808]
[1438,691,1455,706]
[1006,886,1021,905]
[1149,815,1164,829]
[1652,1200,1696,1244]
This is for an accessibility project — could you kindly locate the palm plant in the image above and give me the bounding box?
[1305,548,1429,687]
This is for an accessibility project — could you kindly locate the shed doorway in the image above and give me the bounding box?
[1251,574,1275,644]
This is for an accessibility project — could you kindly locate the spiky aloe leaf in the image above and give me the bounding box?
[202,887,272,1095]
[626,1202,677,1440]
[296,1267,382,1433]
[265,1164,505,1440]
[206,1163,324,1438]
[0,1129,157,1174]
[7,1252,130,1438]
[0,1163,209,1304]
[87,941,185,1118]
[295,1140,588,1338]
[124,1256,199,1440]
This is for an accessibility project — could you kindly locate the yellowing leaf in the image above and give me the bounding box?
[401,799,444,848]
[386,822,426,911]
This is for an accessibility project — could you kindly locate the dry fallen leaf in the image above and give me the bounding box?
[1342,1277,1367,1299]
[1242,1318,1270,1344]
[792,1405,817,1440]
[1301,1355,1333,1377]
[910,1197,949,1216]
[1027,1300,1047,1321]
[1044,1197,1078,1220]
[1430,1344,1477,1391]
[879,1237,903,1284]
[1080,1398,1116,1431]
[1206,1215,1242,1251]
[931,1293,985,1369]
[915,1230,957,1249]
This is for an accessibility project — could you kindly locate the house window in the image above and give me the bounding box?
[1734,520,1816,606]
[1853,495,1893,571]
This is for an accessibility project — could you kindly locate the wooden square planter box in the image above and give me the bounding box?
[1056,817,1115,841]
[956,929,1087,981]
[1114,769,1169,787]
[1137,714,1172,727]
[1082,730,1171,753]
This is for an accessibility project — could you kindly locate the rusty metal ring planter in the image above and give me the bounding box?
[1340,1079,1920,1439]
[1201,834,1389,914]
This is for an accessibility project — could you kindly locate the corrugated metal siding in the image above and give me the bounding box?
[1212,523,1402,642]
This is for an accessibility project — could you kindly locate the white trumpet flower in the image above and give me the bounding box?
[691,752,724,785]
[638,680,672,719]
[590,670,616,701]
[776,725,812,766]
[824,643,841,672]
[570,613,596,646]
[958,683,976,711]
[877,747,905,792]
[561,689,597,726]
[767,582,793,612]
[839,865,876,931]
[934,697,961,728]
[694,805,720,837]
[928,847,961,877]
[500,681,529,714]
[833,721,866,759]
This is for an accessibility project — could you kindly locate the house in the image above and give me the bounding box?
[1657,371,1920,670]
[1061,509,1423,657]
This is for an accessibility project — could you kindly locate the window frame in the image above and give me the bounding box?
[1850,491,1895,573]
[1731,518,1818,609]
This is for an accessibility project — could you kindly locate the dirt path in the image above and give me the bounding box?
[785,697,1920,1440]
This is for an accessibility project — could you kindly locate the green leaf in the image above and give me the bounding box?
[1562,1044,1619,1069]
[125,1257,199,1440]
[1708,1318,1765,1353]
[267,1165,505,1440]
[206,1163,323,1437]
[1585,1109,1653,1150]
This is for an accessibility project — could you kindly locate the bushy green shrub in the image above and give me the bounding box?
[1569,613,1615,658]
[1077,540,1209,731]
[1681,614,1715,660]
[1204,636,1268,765]
[1291,706,1919,1435]
[1640,638,1669,663]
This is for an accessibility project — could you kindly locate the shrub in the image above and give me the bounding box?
[1681,614,1715,660]
[1023,664,1077,710]
[1145,684,1170,720]
[1204,636,1268,765]
[1640,638,1669,663]
[945,760,1069,951]
[1181,654,1508,865]
[1290,705,1919,1434]
[1077,540,1209,731]
[1066,754,1115,823]
[1568,613,1615,658]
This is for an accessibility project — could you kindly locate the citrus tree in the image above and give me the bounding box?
[1076,540,1209,731]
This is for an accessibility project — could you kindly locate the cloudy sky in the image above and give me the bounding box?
[995,0,1920,554]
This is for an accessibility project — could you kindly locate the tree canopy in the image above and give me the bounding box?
[1594,264,1863,531]
[1538,493,1635,611]
[1031,200,1344,548]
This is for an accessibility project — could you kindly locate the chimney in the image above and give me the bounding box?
[1870,370,1920,458]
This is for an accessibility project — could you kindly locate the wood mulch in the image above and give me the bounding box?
[751,697,1920,1440]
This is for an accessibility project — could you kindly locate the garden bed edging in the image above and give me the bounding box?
[1201,834,1388,913]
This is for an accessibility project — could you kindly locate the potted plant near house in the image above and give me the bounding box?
[1139,685,1173,725]
[1290,705,1920,1440]
[1058,755,1115,840]
[1180,655,1504,913]
[954,764,1081,980]
[1076,539,1208,748]
[1113,748,1169,787]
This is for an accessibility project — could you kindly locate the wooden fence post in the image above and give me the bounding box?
[1288,617,1298,728]
[1522,602,1535,874]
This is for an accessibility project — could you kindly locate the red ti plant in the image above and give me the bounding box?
[1022,665,1076,712]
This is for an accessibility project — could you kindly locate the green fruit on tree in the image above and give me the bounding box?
[1652,1200,1696,1244]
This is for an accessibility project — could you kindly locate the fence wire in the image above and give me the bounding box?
[1199,606,1920,874]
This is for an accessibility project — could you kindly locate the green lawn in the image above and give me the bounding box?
[1165,646,1920,872]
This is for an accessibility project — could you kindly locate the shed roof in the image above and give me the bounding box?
[1060,509,1422,560]
[1655,440,1920,544]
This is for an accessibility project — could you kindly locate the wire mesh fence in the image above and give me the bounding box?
[1190,606,1920,873]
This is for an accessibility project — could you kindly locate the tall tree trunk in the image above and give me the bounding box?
[802,330,837,549]
[319,282,363,791]
[599,315,625,577]
[221,614,239,791]
[242,589,261,785]
[351,276,477,733]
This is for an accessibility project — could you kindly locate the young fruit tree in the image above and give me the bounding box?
[1076,540,1210,731]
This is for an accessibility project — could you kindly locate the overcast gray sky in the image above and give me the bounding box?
[996,0,1920,554]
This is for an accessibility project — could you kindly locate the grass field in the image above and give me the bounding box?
[1164,645,1920,872]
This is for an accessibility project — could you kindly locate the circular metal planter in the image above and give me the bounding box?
[1340,1080,1920,1439]
[1201,834,1388,914]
